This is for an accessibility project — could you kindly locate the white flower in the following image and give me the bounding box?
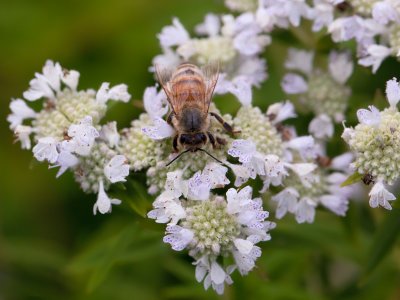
[187,171,212,201]
[328,16,362,42]
[96,82,131,104]
[104,155,130,183]
[329,51,353,84]
[369,180,396,210]
[285,48,314,75]
[195,13,220,37]
[148,192,186,224]
[93,180,122,215]
[295,198,316,223]
[143,86,169,118]
[320,195,348,216]
[158,17,190,48]
[7,99,37,129]
[232,245,261,275]
[100,122,120,148]
[309,1,334,32]
[141,117,175,140]
[358,45,392,74]
[23,60,63,101]
[356,105,381,126]
[285,136,315,159]
[233,28,271,56]
[32,137,59,163]
[51,150,79,178]
[14,125,33,149]
[202,162,230,188]
[194,257,232,295]
[61,69,80,91]
[267,101,297,124]
[272,187,299,219]
[309,114,334,139]
[281,73,308,94]
[163,225,194,251]
[216,75,253,106]
[62,116,99,156]
[372,1,400,25]
[386,78,400,108]
[226,186,253,215]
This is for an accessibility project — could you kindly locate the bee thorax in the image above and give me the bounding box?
[180,108,206,132]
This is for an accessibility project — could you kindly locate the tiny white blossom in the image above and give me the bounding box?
[285,48,314,75]
[96,82,131,104]
[100,122,120,148]
[158,17,190,48]
[281,73,308,94]
[386,78,400,108]
[369,181,396,210]
[195,13,220,37]
[163,225,194,251]
[328,51,353,84]
[141,117,175,140]
[93,180,122,215]
[372,1,400,25]
[14,125,33,149]
[23,60,63,101]
[309,1,334,32]
[7,99,37,129]
[356,105,381,126]
[272,187,299,219]
[61,69,80,91]
[104,155,130,183]
[63,116,99,156]
[143,86,169,118]
[295,198,317,223]
[359,45,392,74]
[267,101,297,124]
[51,150,79,178]
[33,137,59,163]
[309,114,334,139]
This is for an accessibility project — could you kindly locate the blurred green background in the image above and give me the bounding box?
[1,1,400,299]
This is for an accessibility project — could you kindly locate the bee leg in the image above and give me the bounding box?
[216,137,226,146]
[210,112,241,134]
[173,135,179,153]
[207,131,216,149]
[167,112,174,125]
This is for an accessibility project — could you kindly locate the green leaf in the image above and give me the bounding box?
[340,172,363,187]
[110,178,152,217]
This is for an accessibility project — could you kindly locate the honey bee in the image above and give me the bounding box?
[155,62,238,165]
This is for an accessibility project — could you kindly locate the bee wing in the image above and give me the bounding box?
[201,61,219,112]
[155,64,177,113]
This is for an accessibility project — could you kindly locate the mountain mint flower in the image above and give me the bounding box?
[8,60,131,213]
[153,13,269,105]
[149,185,275,295]
[282,49,353,127]
[342,77,400,209]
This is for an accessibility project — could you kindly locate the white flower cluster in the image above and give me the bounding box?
[8,60,131,214]
[224,0,400,73]
[153,13,270,105]
[282,48,353,131]
[342,78,400,210]
[148,166,275,294]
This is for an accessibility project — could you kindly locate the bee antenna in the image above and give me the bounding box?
[196,148,223,164]
[166,149,191,167]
